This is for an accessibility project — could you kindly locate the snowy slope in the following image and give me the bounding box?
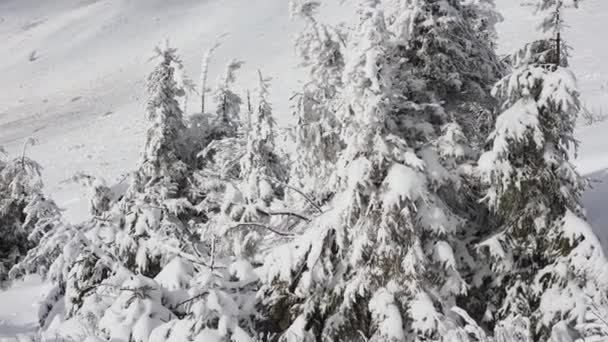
[0,0,305,222]
[577,120,608,248]
[1,0,606,223]
[0,276,51,339]
[0,0,356,222]
[1,0,605,224]
[0,0,605,235]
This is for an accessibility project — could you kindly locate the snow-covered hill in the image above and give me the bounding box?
[0,0,304,222]
[1,0,606,225]
[577,120,608,248]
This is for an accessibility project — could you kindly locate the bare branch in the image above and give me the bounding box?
[257,208,311,222]
[174,291,209,308]
[269,178,324,213]
[227,222,297,237]
[153,238,226,270]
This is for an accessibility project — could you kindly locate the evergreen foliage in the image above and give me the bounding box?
[471,1,608,340]
[289,0,344,204]
[256,0,501,340]
[0,141,60,282]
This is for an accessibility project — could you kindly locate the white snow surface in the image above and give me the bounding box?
[1,0,608,338]
[0,275,52,339]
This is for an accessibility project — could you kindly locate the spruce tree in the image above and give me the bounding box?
[474,1,608,340]
[240,71,285,210]
[384,0,502,147]
[213,59,244,137]
[120,43,199,277]
[256,1,494,340]
[135,43,189,194]
[289,0,344,205]
[0,141,61,282]
[9,45,263,340]
[464,0,503,49]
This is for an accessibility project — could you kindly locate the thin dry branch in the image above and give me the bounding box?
[270,178,323,213]
[227,222,297,237]
[256,208,311,222]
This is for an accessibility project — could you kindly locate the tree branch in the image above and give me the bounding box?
[227,222,296,237]
[256,208,311,222]
[270,179,324,214]
[174,291,209,308]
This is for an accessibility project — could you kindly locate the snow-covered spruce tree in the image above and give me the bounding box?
[288,0,344,205]
[136,44,189,189]
[137,72,280,342]
[212,59,244,138]
[384,0,502,147]
[378,0,504,329]
[191,68,286,250]
[18,44,201,337]
[114,57,282,342]
[474,1,608,340]
[201,70,290,263]
[145,69,296,342]
[462,0,503,50]
[200,43,221,114]
[257,2,489,340]
[0,141,62,282]
[119,43,201,277]
[6,165,136,334]
[239,71,286,216]
[372,1,504,280]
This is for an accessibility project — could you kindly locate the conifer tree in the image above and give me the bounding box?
[474,1,608,340]
[464,0,503,49]
[0,141,61,282]
[118,43,202,277]
[9,45,262,341]
[385,0,502,145]
[7,45,200,331]
[240,71,285,209]
[200,43,221,114]
[209,71,287,261]
[289,0,344,204]
[135,43,189,192]
[257,2,487,340]
[213,59,244,136]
